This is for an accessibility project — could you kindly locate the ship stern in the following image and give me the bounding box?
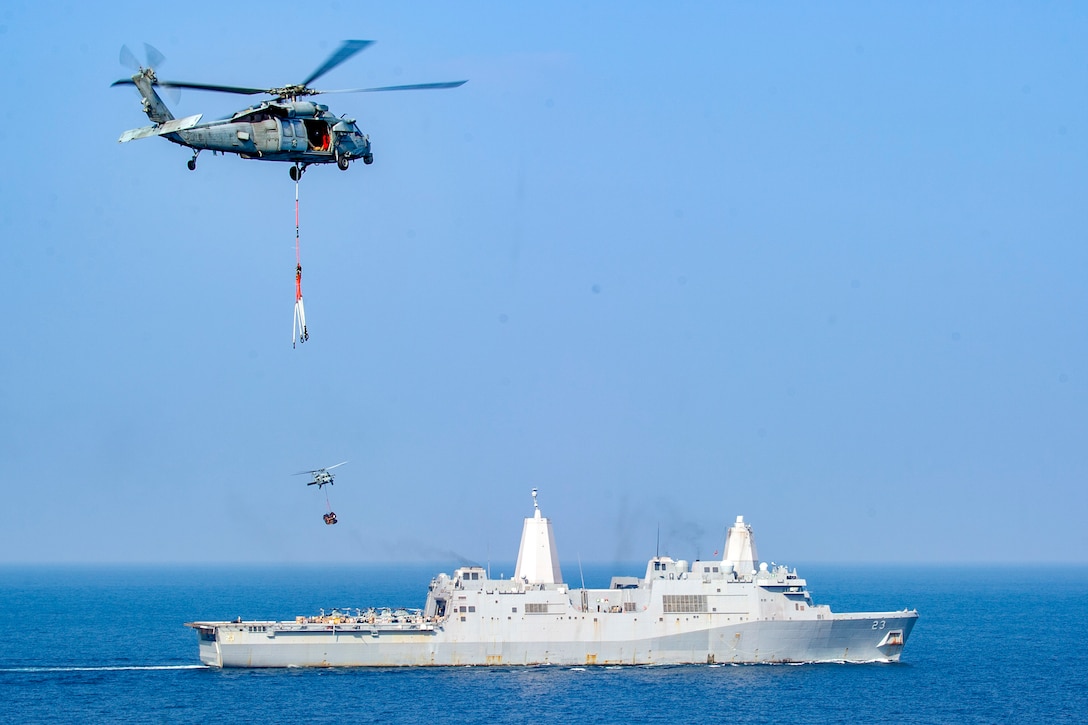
[187,623,223,667]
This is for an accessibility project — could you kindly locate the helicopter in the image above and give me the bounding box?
[112,41,466,179]
[296,461,348,525]
[296,461,348,489]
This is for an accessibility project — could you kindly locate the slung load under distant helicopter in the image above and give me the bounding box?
[112,41,465,178]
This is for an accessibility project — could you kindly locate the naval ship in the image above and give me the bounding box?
[187,492,918,667]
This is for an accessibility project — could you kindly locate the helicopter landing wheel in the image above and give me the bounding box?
[289,164,301,181]
[336,155,351,171]
[363,153,373,165]
[187,158,196,171]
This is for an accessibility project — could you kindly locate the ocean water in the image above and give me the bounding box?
[1,563,1085,724]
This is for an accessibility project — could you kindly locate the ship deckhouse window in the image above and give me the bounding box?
[663,595,708,613]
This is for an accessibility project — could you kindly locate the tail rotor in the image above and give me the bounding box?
[117,43,180,104]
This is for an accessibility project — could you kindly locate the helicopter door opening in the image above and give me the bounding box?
[304,119,331,152]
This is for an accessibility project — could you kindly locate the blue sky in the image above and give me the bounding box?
[2,2,1085,564]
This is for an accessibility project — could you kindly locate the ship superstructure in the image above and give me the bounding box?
[187,493,917,667]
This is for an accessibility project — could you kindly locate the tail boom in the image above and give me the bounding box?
[118,114,202,143]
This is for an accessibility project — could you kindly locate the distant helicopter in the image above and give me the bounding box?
[295,461,348,525]
[112,41,466,179]
[297,461,348,489]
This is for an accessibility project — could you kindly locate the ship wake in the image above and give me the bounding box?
[1,664,210,673]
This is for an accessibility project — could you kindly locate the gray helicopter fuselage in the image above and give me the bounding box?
[165,100,371,164]
[114,40,463,173]
[122,73,371,168]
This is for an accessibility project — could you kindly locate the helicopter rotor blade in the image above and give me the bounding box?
[158,84,183,105]
[144,43,166,69]
[119,45,140,71]
[137,80,269,95]
[314,80,467,94]
[120,43,166,71]
[294,463,345,475]
[300,40,374,88]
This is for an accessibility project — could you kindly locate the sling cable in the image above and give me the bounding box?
[292,165,309,348]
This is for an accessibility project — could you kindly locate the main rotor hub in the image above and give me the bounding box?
[270,84,316,100]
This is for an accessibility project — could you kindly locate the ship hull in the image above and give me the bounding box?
[188,505,920,668]
[197,611,917,668]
